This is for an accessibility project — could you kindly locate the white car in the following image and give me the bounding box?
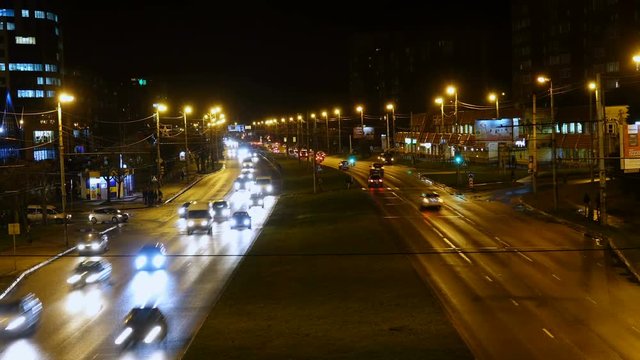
[420,192,443,210]
[89,207,129,224]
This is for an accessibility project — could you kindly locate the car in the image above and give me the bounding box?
[240,168,255,180]
[178,201,196,218]
[88,207,129,224]
[135,243,167,271]
[26,204,71,224]
[419,173,434,186]
[66,258,112,288]
[379,152,394,165]
[210,200,231,221]
[241,159,254,169]
[234,177,254,191]
[76,231,109,255]
[0,293,43,338]
[367,174,384,188]
[248,193,265,209]
[230,211,252,230]
[253,177,273,194]
[338,160,350,170]
[370,163,385,177]
[114,307,168,347]
[186,204,213,235]
[420,192,443,210]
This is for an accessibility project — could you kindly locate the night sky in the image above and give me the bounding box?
[59,2,511,122]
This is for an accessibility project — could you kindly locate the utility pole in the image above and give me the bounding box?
[596,73,607,225]
[313,114,318,193]
[532,94,537,194]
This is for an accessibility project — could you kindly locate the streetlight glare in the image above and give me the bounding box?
[356,106,363,113]
[633,54,640,63]
[488,93,497,102]
[311,113,316,118]
[446,86,456,95]
[334,109,340,115]
[435,97,443,104]
[297,115,302,120]
[588,82,596,90]
[386,103,394,110]
[537,76,548,84]
[321,111,327,117]
[154,103,167,112]
[184,106,192,114]
[59,93,74,103]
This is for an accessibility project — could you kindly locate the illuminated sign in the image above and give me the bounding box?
[620,122,640,172]
[474,118,519,141]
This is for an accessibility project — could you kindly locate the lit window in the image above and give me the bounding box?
[33,149,55,161]
[9,63,43,71]
[15,36,36,45]
[36,77,43,85]
[0,64,5,71]
[34,130,53,144]
[46,90,55,98]
[34,11,44,19]
[17,90,35,98]
[6,22,14,30]
[0,23,3,30]
[606,61,619,73]
[45,64,57,72]
[46,12,55,21]
[36,90,44,98]
[0,9,15,17]
[21,10,29,17]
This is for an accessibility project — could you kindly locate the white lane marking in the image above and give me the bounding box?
[484,275,493,282]
[442,237,456,248]
[383,216,401,219]
[596,262,603,267]
[632,326,640,334]
[511,299,519,306]
[517,251,534,263]
[586,296,597,305]
[542,328,555,339]
[552,274,562,281]
[459,253,472,264]
[432,227,444,237]
[442,237,472,264]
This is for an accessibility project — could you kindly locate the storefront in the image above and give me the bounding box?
[80,170,135,200]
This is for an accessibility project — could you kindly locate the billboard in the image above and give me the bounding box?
[474,118,519,141]
[620,122,640,173]
[353,126,375,140]
[227,124,245,132]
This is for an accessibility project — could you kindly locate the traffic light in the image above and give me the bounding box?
[454,152,463,165]
[348,155,356,165]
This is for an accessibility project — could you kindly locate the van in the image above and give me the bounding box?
[26,205,71,224]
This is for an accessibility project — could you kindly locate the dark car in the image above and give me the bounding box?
[234,177,254,192]
[338,160,349,170]
[0,293,43,338]
[114,307,168,347]
[248,193,265,209]
[76,231,109,255]
[67,258,112,288]
[135,243,167,271]
[178,201,195,218]
[230,211,252,230]
[367,174,384,188]
[370,163,385,177]
[210,200,231,221]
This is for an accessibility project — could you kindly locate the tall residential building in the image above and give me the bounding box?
[0,0,62,161]
[511,0,640,109]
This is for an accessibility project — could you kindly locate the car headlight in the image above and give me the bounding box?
[78,244,86,250]
[144,325,163,343]
[88,215,93,221]
[67,274,82,284]
[178,208,185,215]
[152,254,165,268]
[85,273,100,283]
[200,220,208,226]
[266,185,273,192]
[91,242,100,250]
[243,219,250,226]
[187,220,195,227]
[229,219,237,226]
[223,209,230,216]
[5,316,26,331]
[115,327,133,345]
[135,255,147,269]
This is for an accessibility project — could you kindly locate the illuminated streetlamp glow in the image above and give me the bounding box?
[488,93,499,118]
[58,92,75,248]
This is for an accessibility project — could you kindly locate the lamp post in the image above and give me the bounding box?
[356,105,364,133]
[446,86,458,133]
[182,105,192,182]
[588,82,596,184]
[435,97,444,133]
[633,54,640,71]
[488,93,500,118]
[321,111,328,152]
[58,93,74,248]
[386,103,395,149]
[297,114,303,149]
[334,109,341,153]
[537,76,558,211]
[154,103,167,186]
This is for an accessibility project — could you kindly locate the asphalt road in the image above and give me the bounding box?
[326,157,640,359]
[0,157,278,360]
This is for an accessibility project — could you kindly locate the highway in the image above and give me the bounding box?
[325,156,640,359]
[0,158,277,360]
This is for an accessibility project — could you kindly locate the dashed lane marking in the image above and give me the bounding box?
[542,328,555,339]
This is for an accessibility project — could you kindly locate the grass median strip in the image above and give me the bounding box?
[184,158,471,359]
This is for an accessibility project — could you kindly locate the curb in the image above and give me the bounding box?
[0,246,76,300]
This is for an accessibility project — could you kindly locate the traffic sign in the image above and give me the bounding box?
[8,223,19,235]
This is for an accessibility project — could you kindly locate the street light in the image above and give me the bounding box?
[334,109,341,153]
[537,75,558,211]
[588,82,597,184]
[322,111,328,151]
[488,93,500,118]
[356,105,364,131]
[633,53,640,71]
[434,97,444,133]
[153,103,167,189]
[446,85,458,132]
[58,92,74,247]
[182,105,192,182]
[386,103,395,149]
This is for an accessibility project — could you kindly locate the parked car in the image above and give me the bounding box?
[26,204,71,224]
[88,207,129,224]
[0,293,43,338]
